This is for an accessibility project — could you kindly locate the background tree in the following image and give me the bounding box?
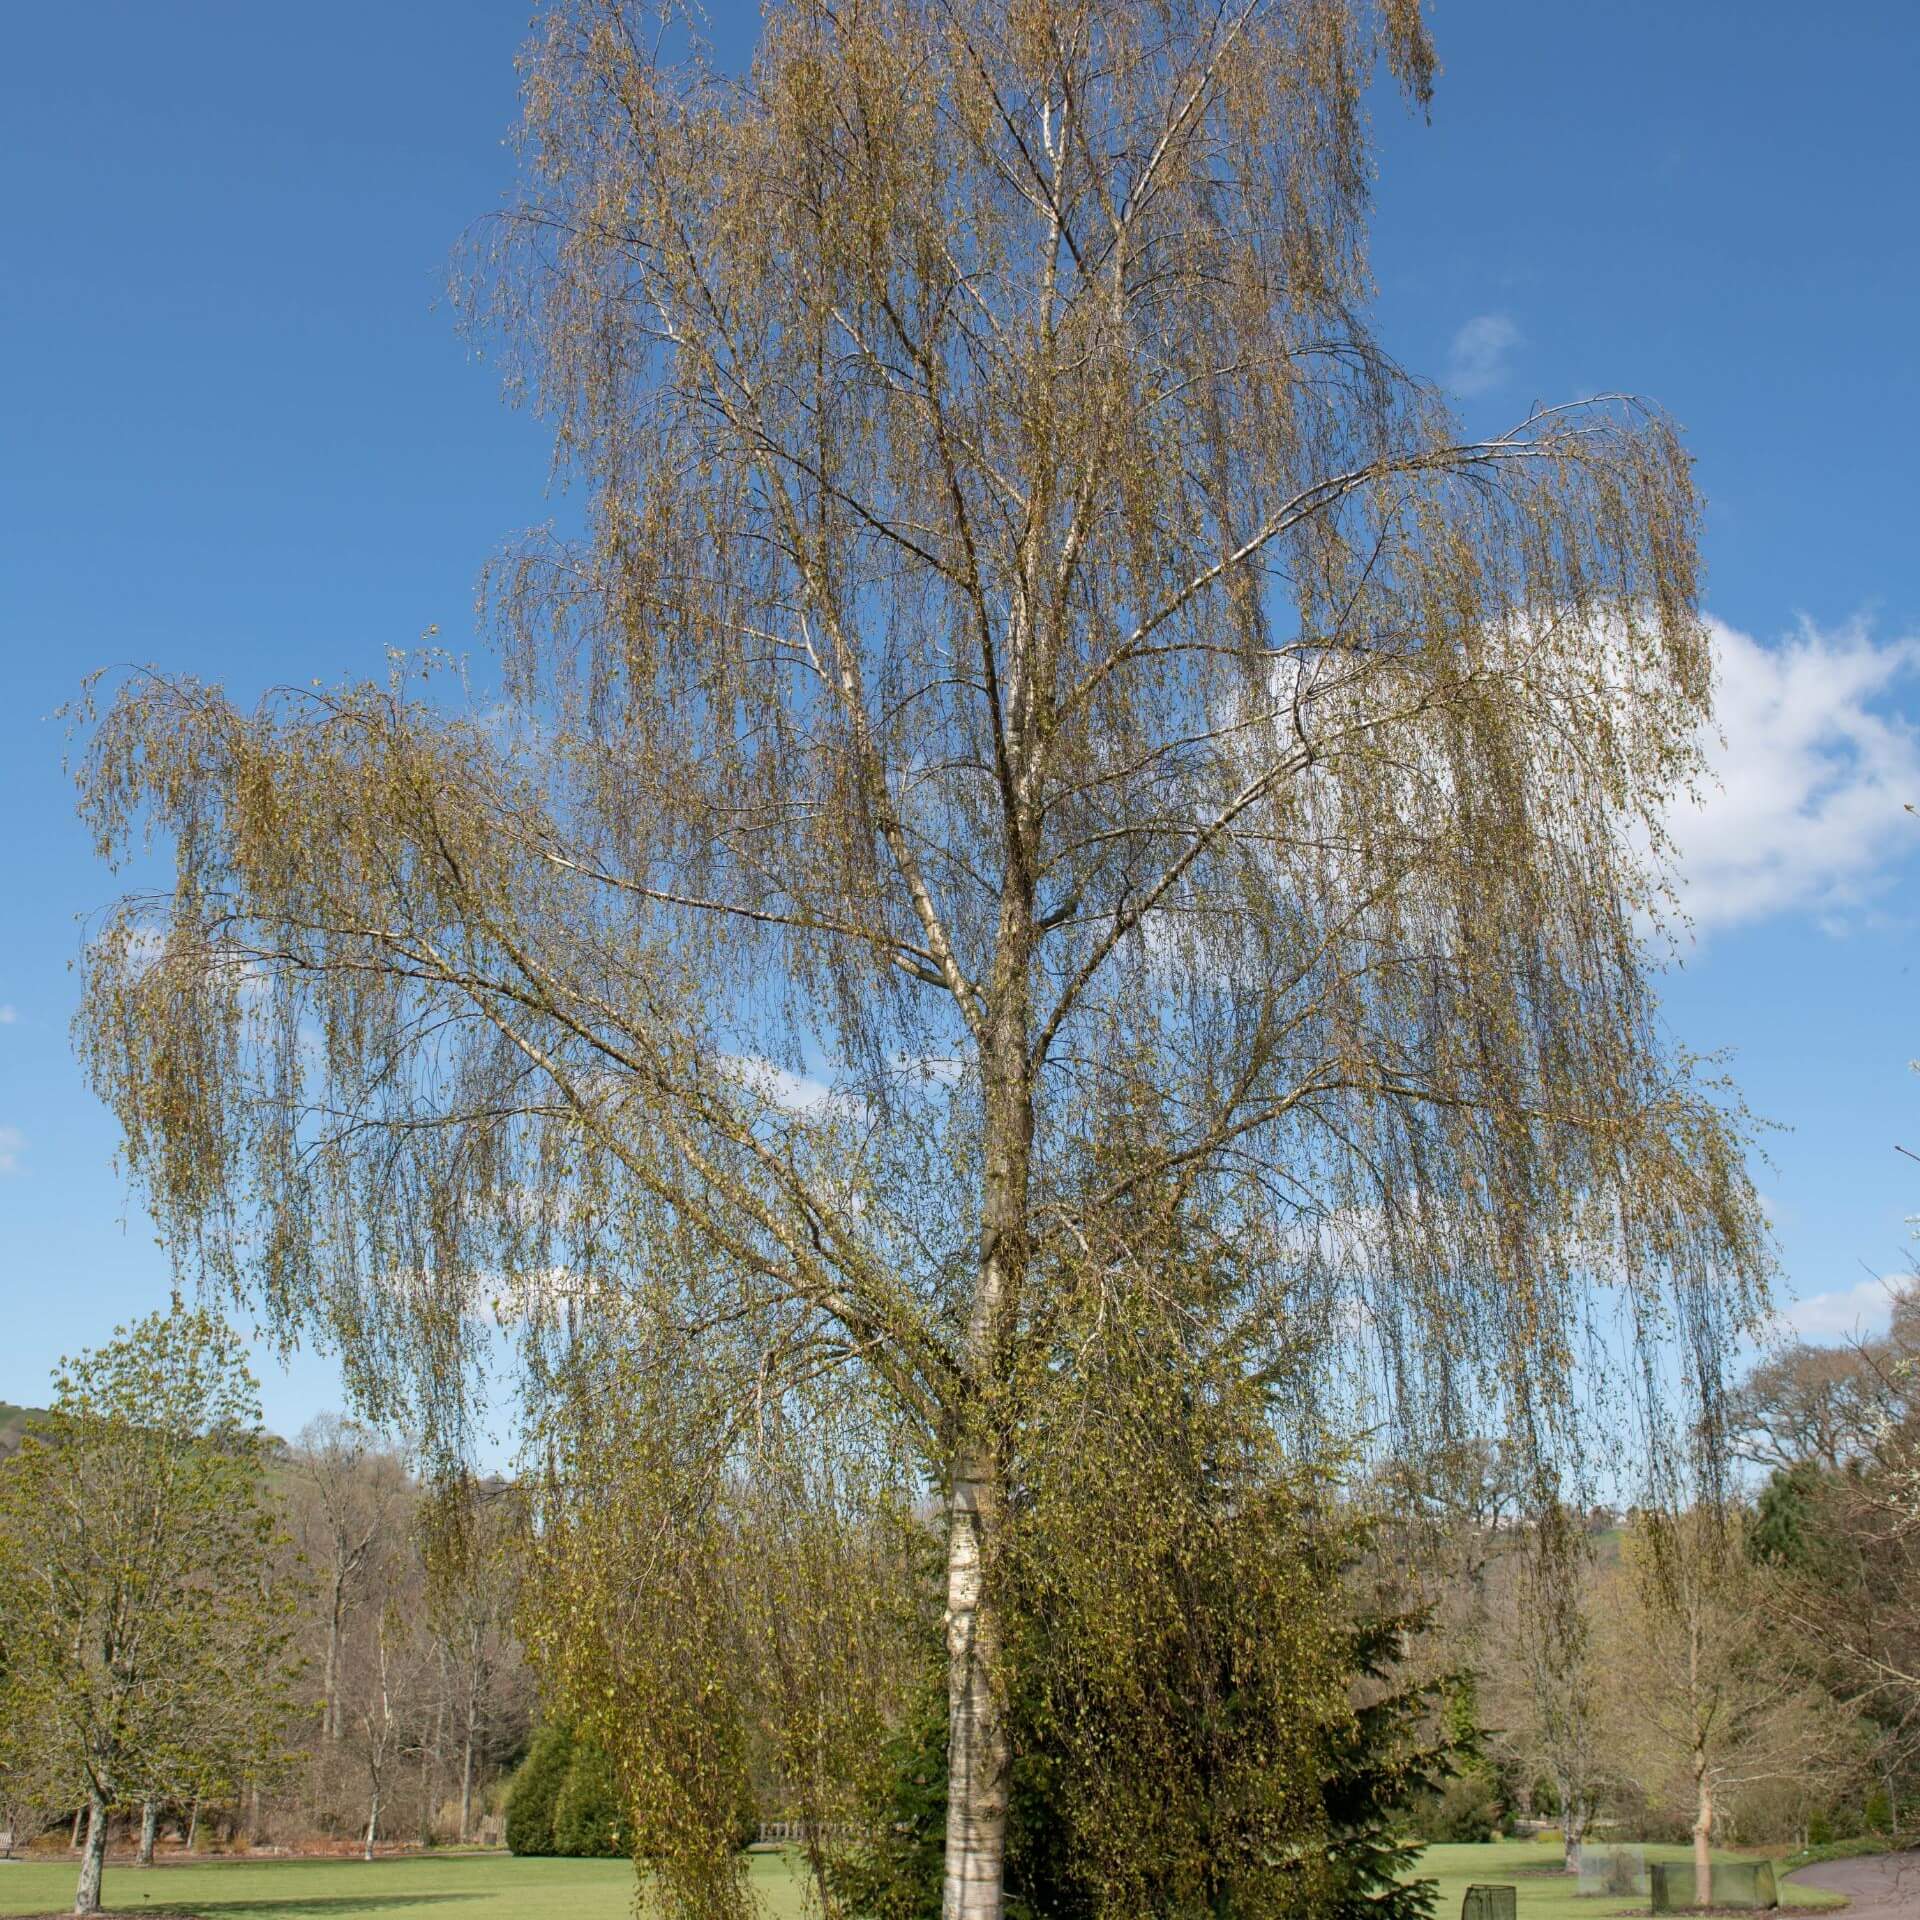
[1748,1283,1920,1832]
[287,1415,411,1748]
[420,1481,533,1845]
[1509,1498,1600,1874]
[76,1,1772,1914]
[0,1308,300,1916]
[1597,1508,1863,1904]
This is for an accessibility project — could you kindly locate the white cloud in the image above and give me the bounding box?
[0,1005,15,1025]
[1773,1275,1901,1342]
[0,1127,23,1175]
[717,1052,863,1121]
[1445,312,1521,397]
[1666,618,1920,935]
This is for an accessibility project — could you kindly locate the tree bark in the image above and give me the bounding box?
[138,1797,158,1867]
[72,1789,108,1917]
[459,1724,475,1846]
[363,1790,380,1863]
[942,919,1032,1920]
[943,1443,1008,1920]
[1692,1766,1713,1909]
[185,1800,199,1853]
[323,1576,345,1742]
[1560,1781,1586,1875]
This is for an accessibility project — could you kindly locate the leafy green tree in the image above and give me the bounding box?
[836,1593,1447,1920]
[0,1308,301,1915]
[553,1735,624,1857]
[504,1720,573,1856]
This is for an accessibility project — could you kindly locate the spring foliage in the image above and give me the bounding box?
[73,1,1771,1912]
[0,1309,302,1909]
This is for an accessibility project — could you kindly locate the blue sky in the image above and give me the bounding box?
[2,3,1917,1440]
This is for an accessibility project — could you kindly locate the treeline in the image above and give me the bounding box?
[0,1317,534,1890]
[1369,1280,1920,1861]
[271,1414,535,1854]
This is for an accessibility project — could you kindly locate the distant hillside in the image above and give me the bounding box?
[0,1403,47,1461]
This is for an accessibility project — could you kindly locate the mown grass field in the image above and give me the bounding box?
[0,1849,807,1920]
[1414,1837,1844,1914]
[0,1836,1843,1917]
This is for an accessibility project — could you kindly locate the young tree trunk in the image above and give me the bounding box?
[459,1726,475,1846]
[1560,1783,1587,1875]
[1691,1766,1713,1908]
[185,1801,199,1853]
[72,1789,108,1917]
[363,1790,380,1863]
[138,1797,158,1867]
[248,1781,264,1849]
[419,1691,444,1847]
[323,1578,345,1741]
[70,1805,84,1851]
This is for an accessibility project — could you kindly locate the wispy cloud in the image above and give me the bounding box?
[1666,617,1920,935]
[1773,1274,1904,1341]
[0,1005,16,1025]
[0,1127,24,1175]
[1445,312,1521,397]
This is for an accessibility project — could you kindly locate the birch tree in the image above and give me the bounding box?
[75,2,1771,1914]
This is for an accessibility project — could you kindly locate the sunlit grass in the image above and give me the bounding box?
[0,1836,1842,1918]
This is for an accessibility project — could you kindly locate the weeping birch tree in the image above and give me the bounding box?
[77,1,1770,1914]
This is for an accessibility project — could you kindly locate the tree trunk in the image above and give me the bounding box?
[943,1443,1008,1920]
[72,1789,108,1917]
[138,1797,158,1867]
[323,1578,345,1742]
[1692,1768,1713,1909]
[459,1724,475,1846]
[185,1800,199,1853]
[941,929,1032,1920]
[248,1781,264,1848]
[1560,1783,1586,1875]
[363,1789,380,1863]
[70,1805,84,1851]
[419,1690,444,1847]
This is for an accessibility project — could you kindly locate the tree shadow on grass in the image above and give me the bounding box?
[182,1897,488,1916]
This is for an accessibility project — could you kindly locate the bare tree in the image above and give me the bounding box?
[287,1417,411,1746]
[1600,1510,1863,1904]
[76,3,1771,1914]
[418,1481,531,1845]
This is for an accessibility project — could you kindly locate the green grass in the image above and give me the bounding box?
[0,1837,1847,1918]
[0,1849,812,1918]
[1411,1835,1847,1915]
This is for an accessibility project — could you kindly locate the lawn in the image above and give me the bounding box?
[1413,1836,1845,1915]
[0,1838,1845,1918]
[0,1849,811,1919]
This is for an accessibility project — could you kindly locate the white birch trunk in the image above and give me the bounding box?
[72,1790,108,1917]
[1692,1767,1713,1908]
[943,1452,1008,1920]
[941,936,1030,1920]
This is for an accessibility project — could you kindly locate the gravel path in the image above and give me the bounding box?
[1786,1851,1920,1918]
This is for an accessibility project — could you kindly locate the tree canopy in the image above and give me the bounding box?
[0,1308,301,1916]
[74,3,1771,1914]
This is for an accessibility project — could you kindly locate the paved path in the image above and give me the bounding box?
[1786,1851,1920,1917]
